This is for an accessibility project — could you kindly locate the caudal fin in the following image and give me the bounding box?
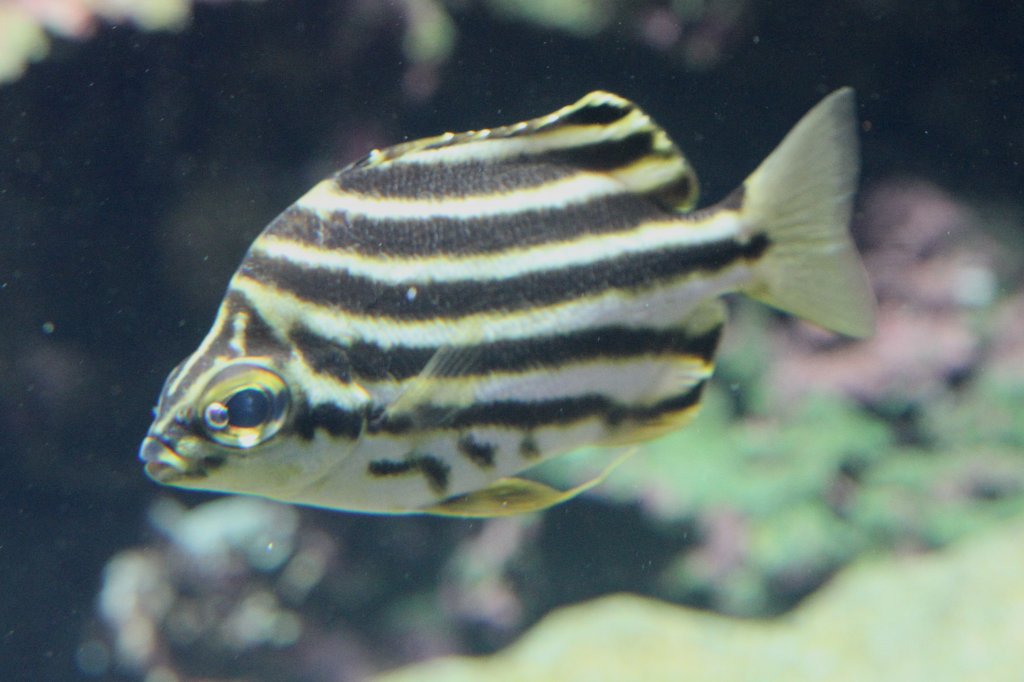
[739,88,876,338]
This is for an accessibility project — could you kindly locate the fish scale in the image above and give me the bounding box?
[139,89,874,516]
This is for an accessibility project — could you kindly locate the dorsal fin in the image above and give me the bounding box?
[345,91,700,212]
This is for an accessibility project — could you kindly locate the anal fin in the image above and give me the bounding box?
[421,448,637,518]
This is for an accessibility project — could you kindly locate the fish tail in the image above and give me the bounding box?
[737,88,876,337]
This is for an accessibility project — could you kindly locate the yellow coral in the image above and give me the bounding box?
[376,515,1024,682]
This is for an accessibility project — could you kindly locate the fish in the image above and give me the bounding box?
[139,88,875,517]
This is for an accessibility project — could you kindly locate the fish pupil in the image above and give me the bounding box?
[226,388,271,428]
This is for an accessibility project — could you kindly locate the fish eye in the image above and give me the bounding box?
[224,389,271,427]
[203,402,230,430]
[197,362,289,448]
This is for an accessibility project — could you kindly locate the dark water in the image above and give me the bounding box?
[1,1,1021,680]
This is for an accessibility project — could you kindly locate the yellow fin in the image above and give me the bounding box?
[599,408,701,447]
[739,88,876,338]
[421,448,638,518]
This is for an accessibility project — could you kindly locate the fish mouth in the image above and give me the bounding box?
[139,436,190,482]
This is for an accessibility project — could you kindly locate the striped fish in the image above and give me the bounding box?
[139,89,875,516]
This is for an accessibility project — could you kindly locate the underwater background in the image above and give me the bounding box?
[1,1,1022,680]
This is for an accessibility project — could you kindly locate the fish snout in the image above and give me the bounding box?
[139,436,189,482]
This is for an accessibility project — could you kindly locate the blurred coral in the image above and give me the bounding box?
[0,0,264,84]
[481,0,749,68]
[766,179,1013,407]
[440,516,538,638]
[87,497,343,680]
[483,0,749,68]
[1,0,751,87]
[0,4,47,82]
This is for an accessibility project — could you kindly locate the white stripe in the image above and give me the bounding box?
[278,351,707,422]
[338,353,710,407]
[295,173,625,220]
[229,310,248,355]
[231,264,750,349]
[283,358,370,410]
[450,356,707,405]
[252,211,742,284]
[612,155,690,194]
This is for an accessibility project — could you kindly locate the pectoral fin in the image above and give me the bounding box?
[379,344,483,432]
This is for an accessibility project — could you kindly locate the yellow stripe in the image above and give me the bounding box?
[382,106,655,166]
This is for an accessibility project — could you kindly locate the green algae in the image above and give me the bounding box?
[532,294,1024,617]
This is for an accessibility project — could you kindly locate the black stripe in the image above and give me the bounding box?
[292,403,363,441]
[270,191,672,257]
[378,382,706,434]
[236,293,292,356]
[605,388,704,427]
[243,233,770,320]
[367,454,450,494]
[519,435,540,459]
[336,159,573,200]
[291,327,353,383]
[291,324,722,384]
[650,173,698,211]
[537,131,659,173]
[546,101,633,127]
[290,329,431,384]
[332,128,660,202]
[283,367,708,443]
[457,435,496,468]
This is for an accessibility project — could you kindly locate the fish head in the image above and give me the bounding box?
[140,352,358,500]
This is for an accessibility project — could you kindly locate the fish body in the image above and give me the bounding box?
[140,89,875,516]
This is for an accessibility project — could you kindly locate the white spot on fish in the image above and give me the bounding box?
[406,286,418,302]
